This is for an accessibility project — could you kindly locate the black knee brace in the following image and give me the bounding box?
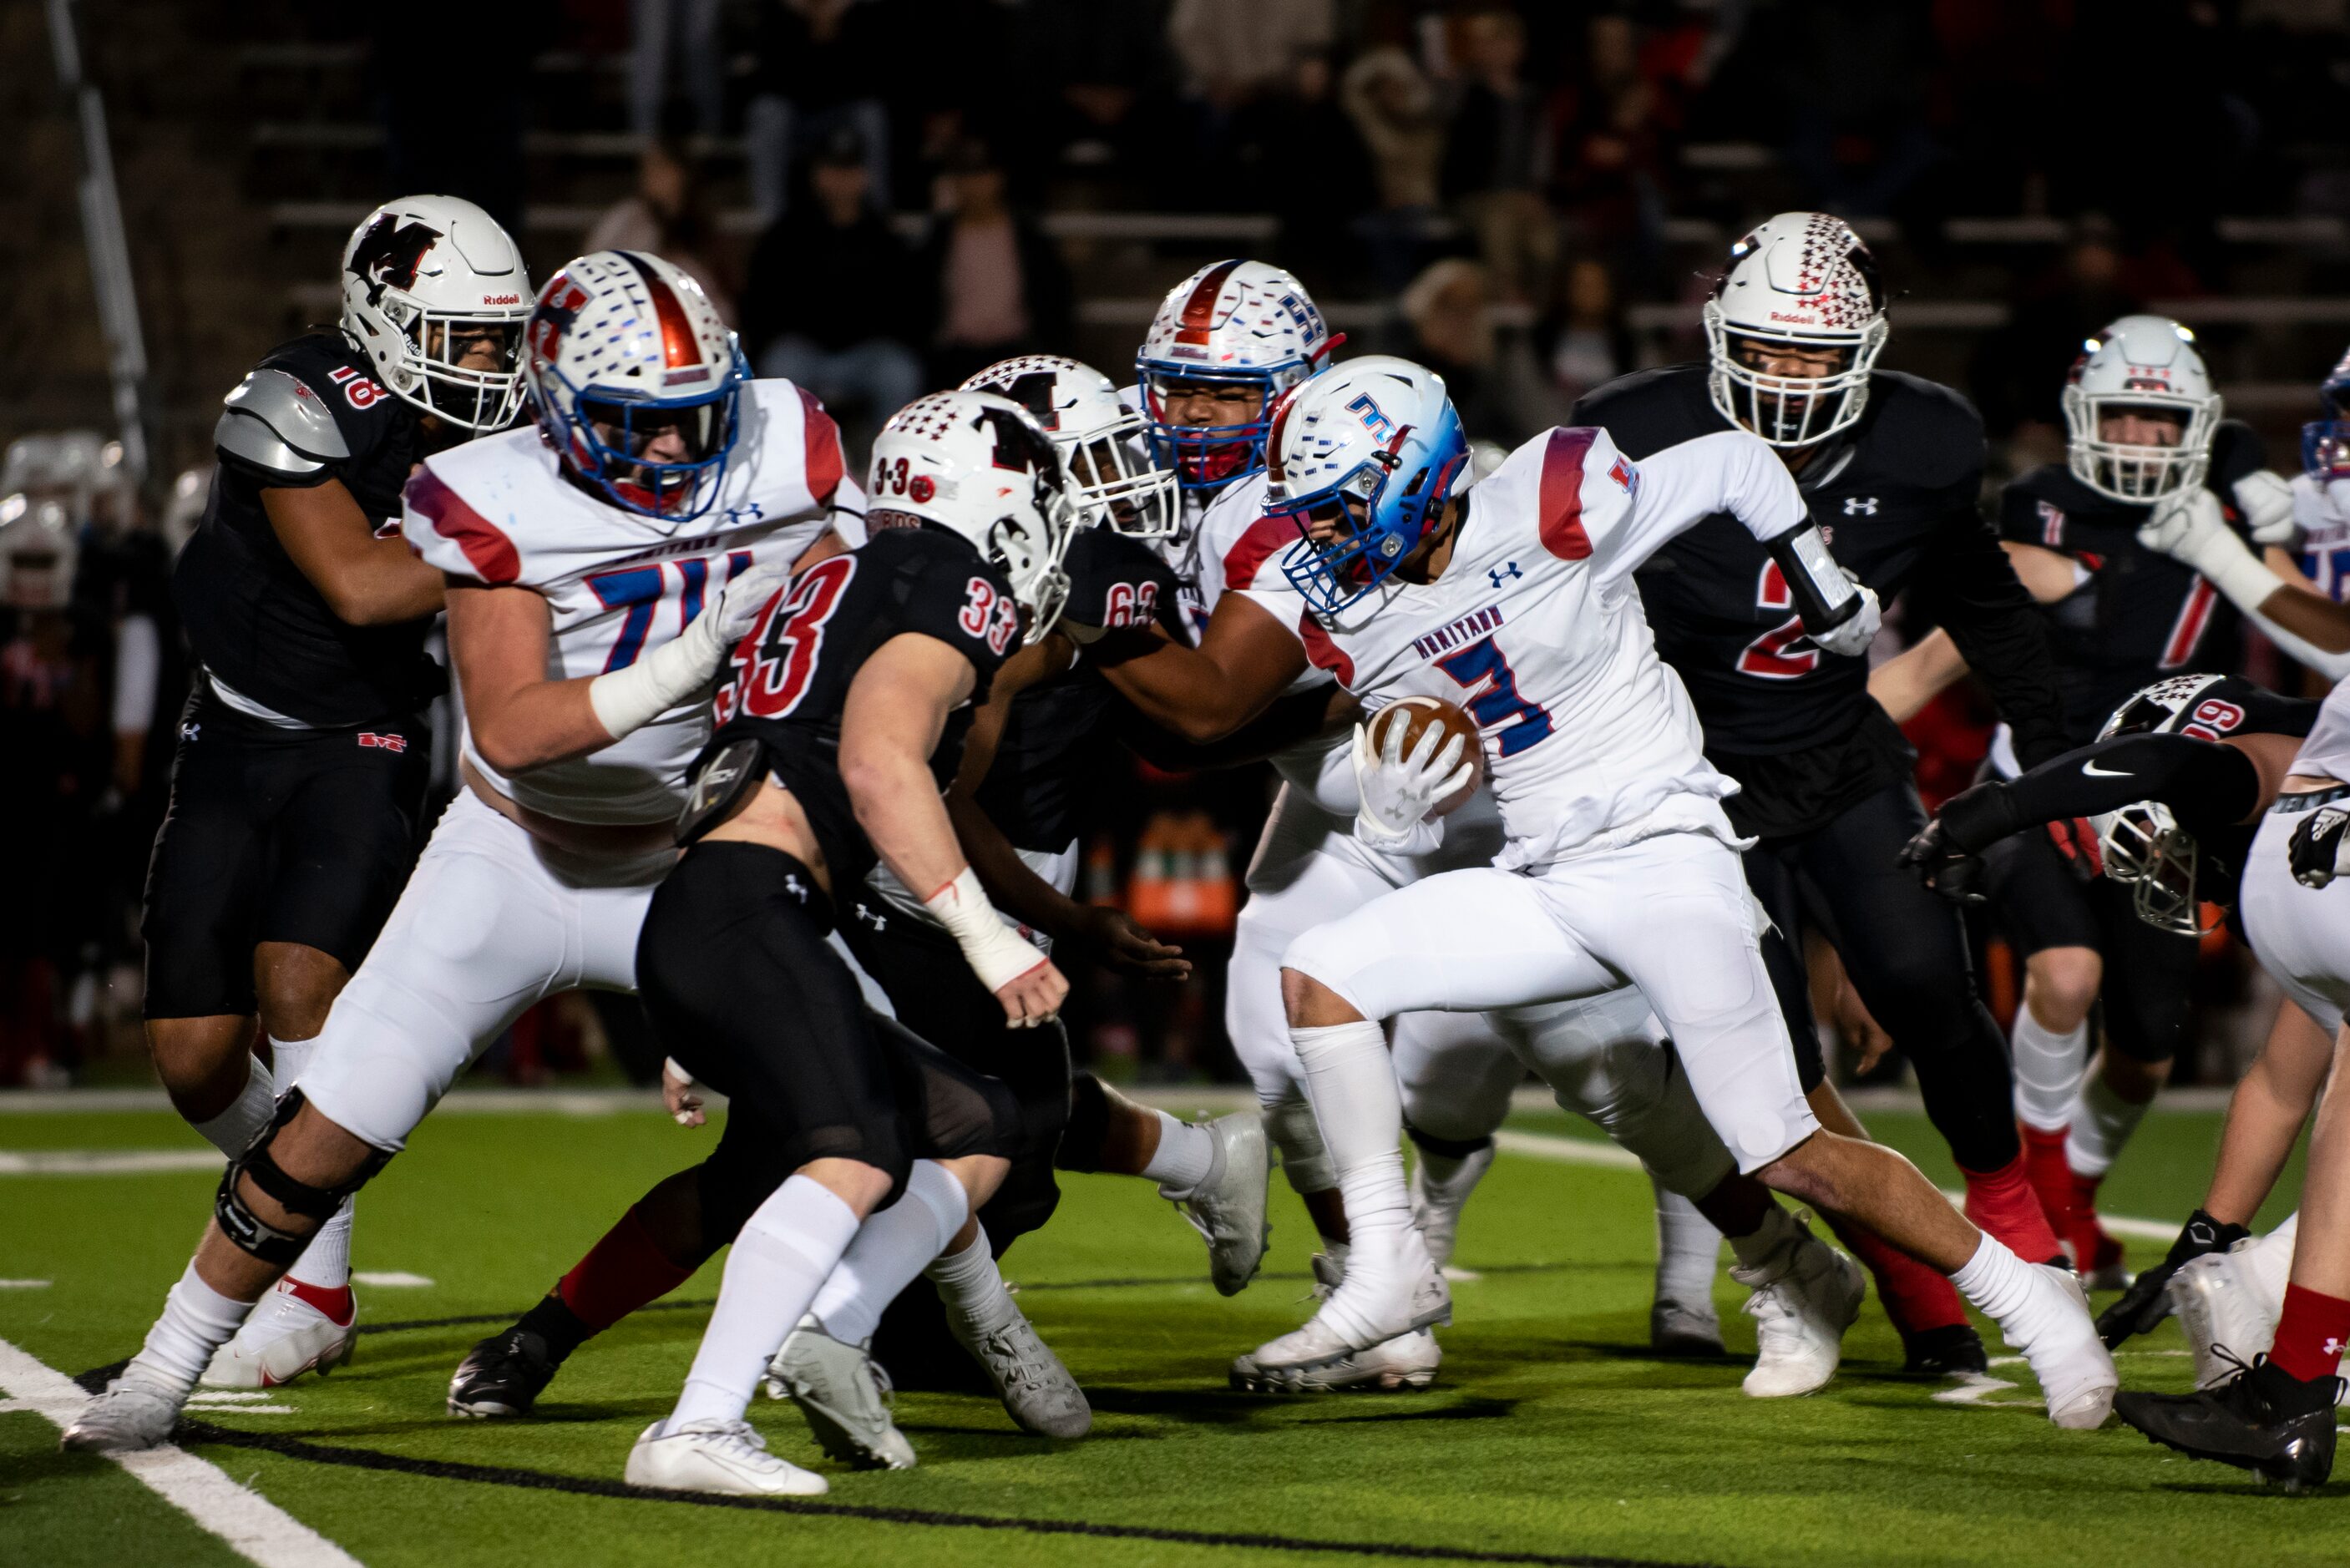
[214,1090,389,1265]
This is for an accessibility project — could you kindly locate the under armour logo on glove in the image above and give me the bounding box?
[1489,561,1522,588]
[2289,806,2350,889]
[1842,495,1879,516]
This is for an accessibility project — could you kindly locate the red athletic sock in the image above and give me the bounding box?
[557,1206,696,1330]
[2269,1283,2350,1383]
[2019,1125,2076,1238]
[2064,1168,2109,1272]
[282,1277,354,1326]
[1821,1211,1968,1335]
[1959,1153,2067,1267]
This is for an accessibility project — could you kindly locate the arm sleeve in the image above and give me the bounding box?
[1942,731,2263,851]
[1919,503,2072,768]
[1591,427,1807,589]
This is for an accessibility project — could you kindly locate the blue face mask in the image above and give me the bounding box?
[1274,409,1469,617]
[548,346,747,520]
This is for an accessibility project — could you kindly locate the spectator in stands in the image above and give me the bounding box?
[374,4,530,235]
[586,133,737,326]
[1545,256,1635,405]
[1400,256,1559,448]
[1545,8,1669,280]
[1343,42,1446,294]
[918,139,1073,388]
[1441,6,1557,306]
[1969,215,2141,463]
[1234,53,1375,287]
[743,128,925,438]
[1019,0,1167,181]
[1775,0,1942,219]
[744,0,894,228]
[628,0,723,139]
[1167,0,1334,201]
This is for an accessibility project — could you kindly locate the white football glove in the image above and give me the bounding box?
[2136,487,2282,619]
[2234,470,2298,547]
[587,558,792,741]
[1352,711,1476,851]
[1809,578,1882,660]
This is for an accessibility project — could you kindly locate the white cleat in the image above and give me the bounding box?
[1166,1110,1272,1296]
[2170,1227,2291,1388]
[201,1280,356,1389]
[2006,1265,2119,1429]
[625,1418,829,1496]
[1732,1231,1864,1398]
[1248,1228,1450,1378]
[1408,1141,1495,1273]
[945,1305,1091,1439]
[1649,1299,1725,1357]
[764,1318,915,1470]
[1232,1328,1440,1393]
[60,1367,186,1454]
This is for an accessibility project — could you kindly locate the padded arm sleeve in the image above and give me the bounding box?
[1923,509,2071,768]
[1939,732,2263,852]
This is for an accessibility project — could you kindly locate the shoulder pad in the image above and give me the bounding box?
[215,368,352,480]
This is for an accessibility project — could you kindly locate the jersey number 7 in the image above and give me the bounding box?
[1435,635,1553,757]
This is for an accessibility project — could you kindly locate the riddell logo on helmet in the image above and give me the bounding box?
[480,294,522,306]
[1768,311,1822,325]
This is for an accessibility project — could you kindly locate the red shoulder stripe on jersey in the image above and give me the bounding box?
[406,467,519,585]
[1222,509,1298,592]
[1537,427,1600,561]
[798,386,844,503]
[1298,613,1354,685]
[1176,260,1243,345]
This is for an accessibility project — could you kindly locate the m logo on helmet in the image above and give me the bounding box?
[347,215,443,306]
[1348,394,1394,438]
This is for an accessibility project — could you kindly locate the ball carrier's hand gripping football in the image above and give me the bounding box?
[1765,522,1881,659]
[1352,699,1480,852]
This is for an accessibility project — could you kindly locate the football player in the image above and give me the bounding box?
[1085,354,2119,1428]
[621,390,1073,1495]
[61,250,828,1453]
[1570,213,2072,1376]
[142,195,529,1387]
[1908,671,2350,1487]
[1876,316,2300,1283]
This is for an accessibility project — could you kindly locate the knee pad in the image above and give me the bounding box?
[1264,1096,1335,1194]
[214,1090,390,1265]
[1057,1070,1112,1173]
[1577,1046,1732,1201]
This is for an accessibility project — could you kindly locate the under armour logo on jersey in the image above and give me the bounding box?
[783,873,808,903]
[180,721,200,742]
[723,501,765,526]
[2330,1336,2347,1358]
[1489,561,1523,588]
[856,903,887,930]
[1842,495,1880,516]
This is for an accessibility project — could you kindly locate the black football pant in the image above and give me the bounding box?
[1745,777,2022,1174]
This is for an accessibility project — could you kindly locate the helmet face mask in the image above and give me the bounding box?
[2302,345,2350,482]
[2062,316,2220,504]
[2090,672,2229,936]
[341,197,532,435]
[959,355,1178,538]
[1135,259,1332,492]
[1704,213,1887,449]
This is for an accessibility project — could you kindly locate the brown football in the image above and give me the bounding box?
[1365,696,1484,817]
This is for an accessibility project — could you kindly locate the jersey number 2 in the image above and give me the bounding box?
[1735,561,1820,680]
[1435,636,1552,757]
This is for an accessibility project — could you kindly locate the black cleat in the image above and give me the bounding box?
[1901,1323,1989,1378]
[2113,1355,2342,1494]
[448,1328,559,1419]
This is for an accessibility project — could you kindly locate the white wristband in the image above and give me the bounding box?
[663,1057,693,1087]
[587,613,724,741]
[924,866,1047,994]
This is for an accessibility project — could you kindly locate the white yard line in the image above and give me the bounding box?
[0,1337,362,1568]
[0,1150,224,1176]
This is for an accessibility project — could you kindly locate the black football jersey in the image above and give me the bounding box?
[1576,364,2059,834]
[175,331,443,726]
[707,525,1021,885]
[971,526,1187,854]
[1998,421,2266,746]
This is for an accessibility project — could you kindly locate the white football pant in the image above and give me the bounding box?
[2239,806,2350,1037]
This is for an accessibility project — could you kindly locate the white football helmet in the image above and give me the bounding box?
[0,493,78,611]
[1136,259,1334,490]
[960,355,1178,539]
[867,391,1077,643]
[2063,315,2221,504]
[522,250,747,521]
[2089,673,2236,934]
[1703,212,1888,448]
[341,195,532,432]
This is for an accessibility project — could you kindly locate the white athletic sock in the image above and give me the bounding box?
[668,1176,860,1430]
[1653,1175,1725,1302]
[126,1262,255,1394]
[1949,1231,2058,1344]
[2064,1071,2149,1179]
[190,1055,276,1156]
[1291,1021,1411,1246]
[926,1222,1019,1335]
[286,1198,354,1292]
[267,1034,317,1090]
[1141,1110,1217,1194]
[808,1161,967,1347]
[2010,1009,2088,1133]
[1266,1096,1335,1194]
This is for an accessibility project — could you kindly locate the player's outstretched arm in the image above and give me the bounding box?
[1866,628,1969,725]
[1084,590,1308,744]
[2140,487,2350,655]
[264,480,445,626]
[842,633,1068,1025]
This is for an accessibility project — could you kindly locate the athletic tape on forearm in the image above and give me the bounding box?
[1765,524,1858,630]
[588,614,722,741]
[2183,526,2290,624]
[925,866,1048,993]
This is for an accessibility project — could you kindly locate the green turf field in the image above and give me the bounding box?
[0,1099,2337,1568]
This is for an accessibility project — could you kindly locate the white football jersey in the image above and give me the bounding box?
[2294,471,2350,601]
[405,378,855,824]
[1236,424,1806,870]
[2291,675,2350,787]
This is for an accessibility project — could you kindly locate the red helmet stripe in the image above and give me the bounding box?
[620,252,701,370]
[1264,382,1305,483]
[1175,259,1245,346]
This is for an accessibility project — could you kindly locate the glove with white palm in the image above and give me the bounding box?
[1352,711,1476,853]
[2136,488,2283,620]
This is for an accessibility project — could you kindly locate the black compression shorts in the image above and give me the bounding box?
[638,841,1019,1211]
[140,686,431,1019]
